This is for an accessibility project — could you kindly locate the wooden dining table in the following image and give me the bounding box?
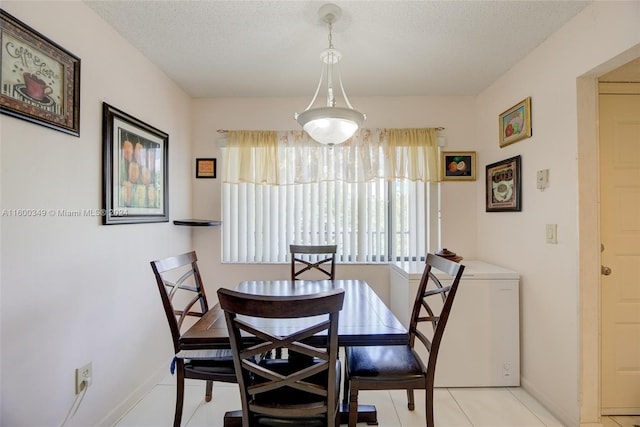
[180,279,409,425]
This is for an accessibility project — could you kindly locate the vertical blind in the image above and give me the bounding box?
[221,129,440,263]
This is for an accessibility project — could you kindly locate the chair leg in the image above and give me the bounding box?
[342,373,350,405]
[205,380,213,402]
[174,361,185,427]
[347,379,359,427]
[425,387,434,427]
[406,388,415,411]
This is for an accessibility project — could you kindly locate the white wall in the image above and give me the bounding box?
[474,2,640,426]
[189,96,479,303]
[3,1,639,426]
[1,2,195,426]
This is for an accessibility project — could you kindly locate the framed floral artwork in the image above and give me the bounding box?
[102,103,168,224]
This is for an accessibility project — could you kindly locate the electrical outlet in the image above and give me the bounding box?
[75,362,92,394]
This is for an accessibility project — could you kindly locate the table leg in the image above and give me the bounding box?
[223,410,242,427]
[340,403,378,425]
[224,405,378,426]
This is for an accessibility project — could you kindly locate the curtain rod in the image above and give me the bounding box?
[217,127,445,133]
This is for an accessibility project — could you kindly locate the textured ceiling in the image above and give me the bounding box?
[85,1,591,98]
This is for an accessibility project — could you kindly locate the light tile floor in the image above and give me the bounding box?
[114,373,610,427]
[602,415,640,427]
[113,373,640,427]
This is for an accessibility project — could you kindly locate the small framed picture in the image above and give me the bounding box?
[499,97,531,147]
[441,151,476,181]
[102,103,169,224]
[196,158,216,178]
[0,10,81,136]
[486,155,522,212]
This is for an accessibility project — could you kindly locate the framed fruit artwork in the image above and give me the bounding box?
[441,151,476,181]
[102,102,169,224]
[499,97,531,147]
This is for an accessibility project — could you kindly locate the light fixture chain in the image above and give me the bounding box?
[328,21,333,49]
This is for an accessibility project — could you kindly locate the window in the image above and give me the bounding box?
[221,129,441,264]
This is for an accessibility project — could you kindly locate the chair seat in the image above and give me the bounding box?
[185,358,236,375]
[346,345,424,379]
[178,348,236,377]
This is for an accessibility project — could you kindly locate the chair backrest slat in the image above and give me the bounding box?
[290,244,337,280]
[408,253,465,385]
[151,251,209,352]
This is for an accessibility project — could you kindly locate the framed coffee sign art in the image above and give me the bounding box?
[0,10,81,136]
[486,155,522,212]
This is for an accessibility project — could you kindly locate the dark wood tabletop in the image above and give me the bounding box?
[180,279,408,350]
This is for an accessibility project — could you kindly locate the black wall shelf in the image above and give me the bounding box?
[173,219,221,227]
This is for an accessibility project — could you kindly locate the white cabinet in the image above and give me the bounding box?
[390,260,520,387]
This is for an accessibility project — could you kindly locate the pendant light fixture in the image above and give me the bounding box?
[294,3,366,146]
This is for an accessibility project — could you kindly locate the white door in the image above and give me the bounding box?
[599,83,640,415]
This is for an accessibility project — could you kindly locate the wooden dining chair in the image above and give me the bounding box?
[150,251,237,427]
[218,287,345,427]
[343,253,465,427]
[286,244,338,360]
[290,244,337,280]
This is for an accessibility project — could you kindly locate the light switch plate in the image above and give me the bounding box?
[537,169,549,190]
[546,224,557,244]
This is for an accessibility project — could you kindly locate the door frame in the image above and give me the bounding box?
[577,50,640,426]
[577,74,602,426]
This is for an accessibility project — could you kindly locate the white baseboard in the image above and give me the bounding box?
[95,360,170,427]
[521,376,580,427]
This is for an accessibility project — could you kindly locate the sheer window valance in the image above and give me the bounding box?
[222,130,279,184]
[222,128,440,185]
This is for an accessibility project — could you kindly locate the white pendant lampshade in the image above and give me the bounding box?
[295,4,366,146]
